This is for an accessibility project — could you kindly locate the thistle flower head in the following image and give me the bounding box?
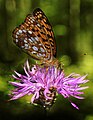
[9,60,89,109]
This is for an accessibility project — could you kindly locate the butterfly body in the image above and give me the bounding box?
[12,8,60,67]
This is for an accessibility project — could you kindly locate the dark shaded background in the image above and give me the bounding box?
[0,0,93,120]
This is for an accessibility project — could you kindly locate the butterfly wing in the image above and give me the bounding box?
[33,8,56,57]
[12,8,56,62]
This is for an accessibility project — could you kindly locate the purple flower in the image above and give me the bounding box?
[9,60,89,109]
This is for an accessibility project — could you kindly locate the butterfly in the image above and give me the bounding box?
[12,8,60,67]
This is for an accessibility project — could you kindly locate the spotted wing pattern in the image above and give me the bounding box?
[12,8,56,62]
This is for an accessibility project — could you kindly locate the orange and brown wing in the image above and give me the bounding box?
[12,8,56,61]
[33,8,56,57]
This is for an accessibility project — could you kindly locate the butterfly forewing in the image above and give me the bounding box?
[33,8,56,57]
[12,8,56,63]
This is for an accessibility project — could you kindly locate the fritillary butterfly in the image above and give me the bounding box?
[12,8,60,67]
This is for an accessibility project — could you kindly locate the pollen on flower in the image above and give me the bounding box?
[9,60,89,109]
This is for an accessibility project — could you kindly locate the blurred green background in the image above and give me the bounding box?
[0,0,93,120]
